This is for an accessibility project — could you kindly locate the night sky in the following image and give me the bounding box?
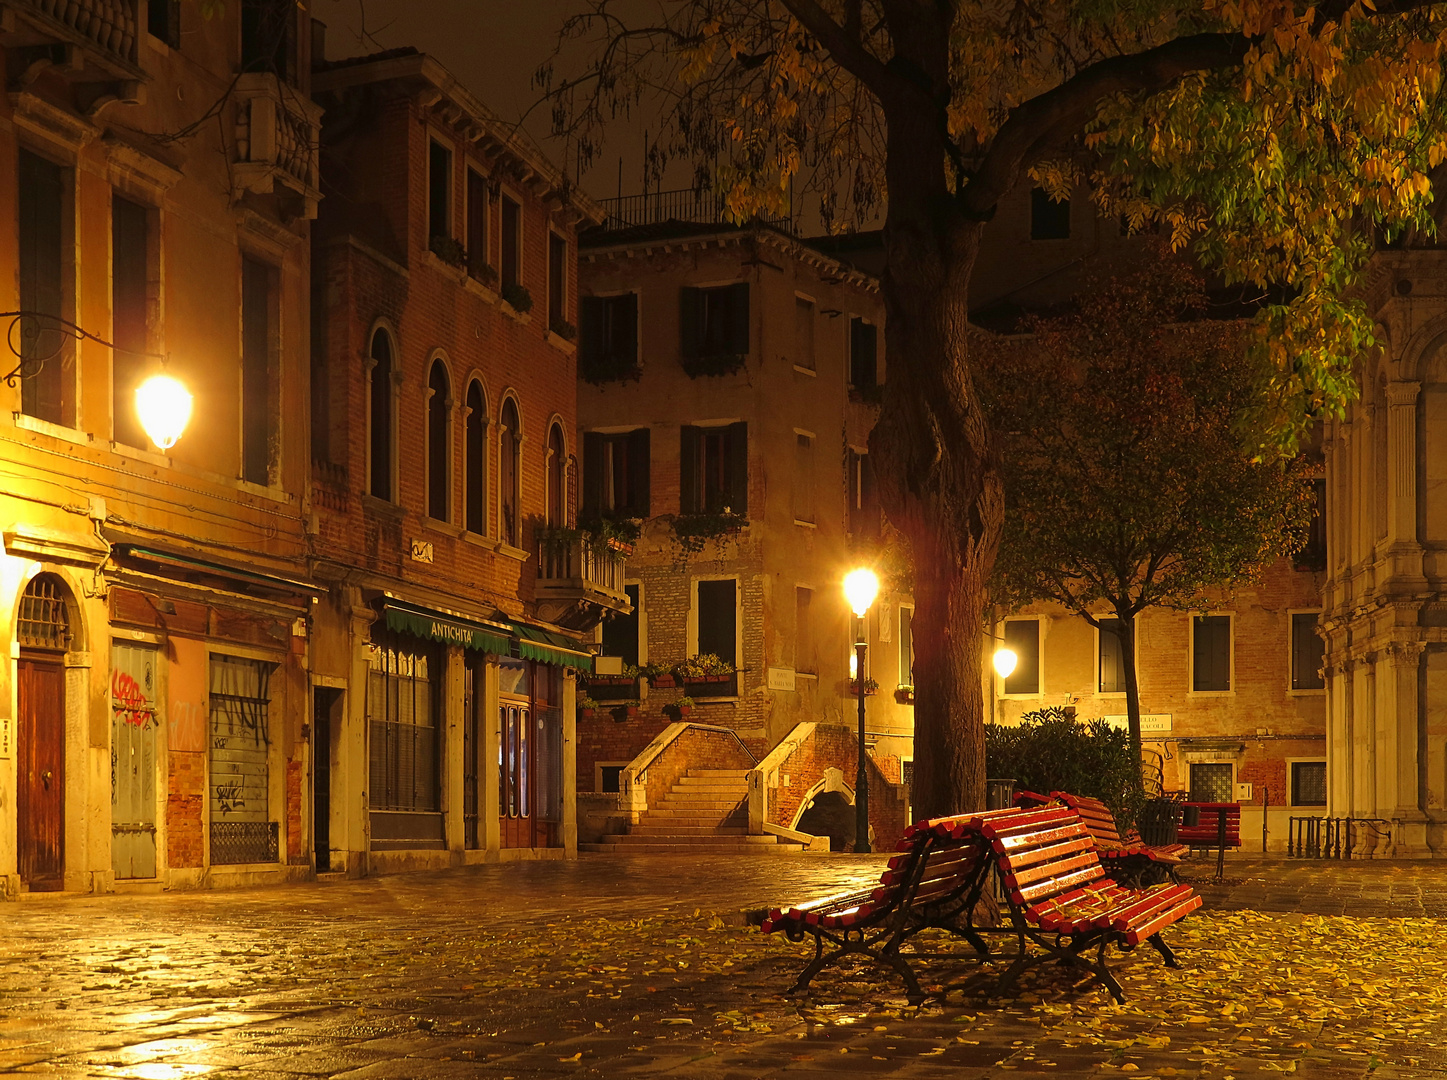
[317,0,674,200]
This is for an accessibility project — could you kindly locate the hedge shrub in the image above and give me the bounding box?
[985,706,1146,831]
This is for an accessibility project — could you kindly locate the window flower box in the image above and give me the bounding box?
[895,686,915,705]
[849,678,880,697]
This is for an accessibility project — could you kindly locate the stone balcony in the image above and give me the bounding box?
[1,0,145,108]
[534,532,631,633]
[233,72,323,219]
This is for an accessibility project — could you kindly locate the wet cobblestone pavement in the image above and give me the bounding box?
[3,853,1447,1078]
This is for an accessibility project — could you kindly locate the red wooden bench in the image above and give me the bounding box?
[761,807,1026,1002]
[1179,801,1241,878]
[1016,790,1187,886]
[976,804,1201,1002]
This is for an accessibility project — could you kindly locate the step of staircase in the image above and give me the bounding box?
[587,766,806,855]
[579,840,803,854]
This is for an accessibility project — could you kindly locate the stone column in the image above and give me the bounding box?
[1386,640,1428,855]
[1385,381,1421,554]
[482,656,501,859]
[343,598,377,876]
[443,645,465,859]
[1353,654,1377,821]
[562,669,577,858]
[1326,656,1354,816]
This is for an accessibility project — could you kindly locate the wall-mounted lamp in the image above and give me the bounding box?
[3,311,192,452]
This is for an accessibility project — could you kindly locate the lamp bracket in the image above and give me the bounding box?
[0,310,163,387]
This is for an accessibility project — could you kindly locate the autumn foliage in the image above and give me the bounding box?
[978,254,1314,756]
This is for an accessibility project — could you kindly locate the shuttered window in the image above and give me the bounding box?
[1002,620,1040,695]
[18,149,72,427]
[1192,615,1232,692]
[579,293,639,382]
[1098,617,1127,694]
[601,585,641,668]
[849,318,877,390]
[680,422,747,515]
[583,428,650,519]
[680,283,749,373]
[848,449,879,537]
[209,655,277,864]
[1291,611,1326,690]
[367,640,439,813]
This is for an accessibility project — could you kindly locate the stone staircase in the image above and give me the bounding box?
[582,768,805,854]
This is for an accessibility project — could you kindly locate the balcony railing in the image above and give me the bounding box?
[537,534,626,595]
[233,72,323,218]
[7,0,140,71]
[599,187,792,233]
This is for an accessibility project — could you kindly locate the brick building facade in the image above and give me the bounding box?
[574,220,915,845]
[307,47,616,874]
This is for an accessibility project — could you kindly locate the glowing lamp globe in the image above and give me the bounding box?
[993,648,1019,679]
[843,568,879,617]
[136,374,193,451]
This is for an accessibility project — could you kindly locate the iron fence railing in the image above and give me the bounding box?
[210,820,279,865]
[1288,815,1392,858]
[599,187,792,233]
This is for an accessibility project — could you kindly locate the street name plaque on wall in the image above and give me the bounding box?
[767,667,796,691]
[409,539,435,564]
[1102,713,1173,734]
[0,715,10,758]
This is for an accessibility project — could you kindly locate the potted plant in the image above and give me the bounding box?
[849,676,880,696]
[639,662,675,689]
[469,260,499,289]
[587,662,640,688]
[549,315,578,342]
[501,281,533,313]
[894,685,915,705]
[429,234,467,268]
[677,654,737,696]
[578,695,600,721]
[664,696,696,720]
[610,699,641,721]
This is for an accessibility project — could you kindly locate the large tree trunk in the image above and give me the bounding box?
[870,99,1002,820]
[1116,611,1145,776]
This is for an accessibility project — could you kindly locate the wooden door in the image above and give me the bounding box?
[111,643,159,879]
[499,700,533,848]
[18,654,65,890]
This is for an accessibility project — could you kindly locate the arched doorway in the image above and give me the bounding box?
[16,574,73,891]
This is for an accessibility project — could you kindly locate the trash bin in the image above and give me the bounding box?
[1137,797,1183,846]
[985,778,1017,810]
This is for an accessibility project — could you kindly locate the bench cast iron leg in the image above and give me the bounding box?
[1146,933,1180,969]
[787,936,828,995]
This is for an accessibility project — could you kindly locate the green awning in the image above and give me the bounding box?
[511,621,594,672]
[382,600,512,655]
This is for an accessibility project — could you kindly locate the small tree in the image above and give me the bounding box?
[978,255,1314,767]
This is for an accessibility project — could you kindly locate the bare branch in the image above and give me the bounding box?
[778,0,903,100]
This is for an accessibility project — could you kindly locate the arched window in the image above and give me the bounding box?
[427,359,451,521]
[368,329,394,500]
[465,381,487,535]
[500,397,521,546]
[546,422,567,528]
[17,574,72,651]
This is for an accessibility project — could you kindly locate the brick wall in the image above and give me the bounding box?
[286,760,304,864]
[168,751,204,868]
[312,86,588,618]
[765,724,909,849]
[639,726,756,812]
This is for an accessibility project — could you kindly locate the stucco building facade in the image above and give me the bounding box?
[0,0,320,896]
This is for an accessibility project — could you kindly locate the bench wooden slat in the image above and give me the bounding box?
[1121,894,1202,945]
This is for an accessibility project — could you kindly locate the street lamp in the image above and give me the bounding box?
[993,646,1019,680]
[136,373,193,451]
[843,568,879,854]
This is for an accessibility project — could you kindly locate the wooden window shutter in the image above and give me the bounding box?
[627,427,651,518]
[582,431,605,517]
[617,292,639,367]
[579,297,604,371]
[679,425,700,513]
[726,421,748,515]
[728,282,750,356]
[679,287,701,359]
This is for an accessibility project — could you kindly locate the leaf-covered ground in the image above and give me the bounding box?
[2,860,1446,1077]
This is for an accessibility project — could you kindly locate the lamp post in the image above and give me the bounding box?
[843,568,879,854]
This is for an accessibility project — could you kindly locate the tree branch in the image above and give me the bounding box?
[778,0,904,101]
[964,31,1252,216]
